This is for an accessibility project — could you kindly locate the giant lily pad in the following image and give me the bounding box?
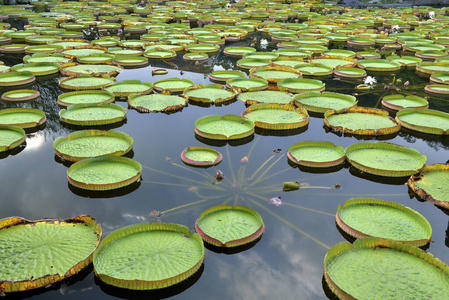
[277,78,325,93]
[295,63,333,77]
[53,130,133,162]
[395,109,449,135]
[93,222,204,289]
[183,84,236,104]
[357,59,402,72]
[23,53,71,65]
[0,108,46,129]
[287,141,345,168]
[181,146,222,167]
[236,58,271,70]
[250,65,302,83]
[104,80,153,97]
[324,107,400,136]
[430,72,449,84]
[112,56,148,68]
[1,89,40,102]
[0,71,35,87]
[59,75,115,90]
[153,78,194,93]
[241,103,309,130]
[195,204,264,247]
[424,84,449,96]
[416,62,449,76]
[333,67,367,79]
[185,43,219,54]
[0,215,101,293]
[128,94,187,113]
[57,90,115,107]
[345,142,426,177]
[0,125,25,152]
[386,55,422,68]
[336,198,432,246]
[238,90,295,105]
[194,114,254,140]
[293,92,357,114]
[382,95,429,111]
[408,163,449,209]
[226,77,268,92]
[324,238,449,300]
[223,46,256,58]
[310,56,357,69]
[209,70,245,83]
[67,156,141,191]
[59,103,126,126]
[60,63,122,77]
[143,49,176,60]
[11,62,60,76]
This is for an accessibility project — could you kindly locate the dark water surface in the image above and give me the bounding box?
[0,23,449,300]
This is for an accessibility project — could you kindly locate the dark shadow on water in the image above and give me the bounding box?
[187,98,237,108]
[323,125,399,141]
[322,275,339,300]
[203,235,262,254]
[349,166,410,185]
[1,82,35,92]
[24,123,46,134]
[291,161,346,174]
[0,141,26,159]
[68,180,141,198]
[255,125,308,137]
[194,133,254,147]
[96,263,204,300]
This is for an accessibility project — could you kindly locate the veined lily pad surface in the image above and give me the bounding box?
[333,67,367,79]
[153,78,194,93]
[59,76,114,90]
[295,63,333,76]
[53,130,133,162]
[386,55,422,68]
[23,53,71,65]
[324,107,400,136]
[209,70,245,83]
[60,63,122,77]
[183,84,236,103]
[396,109,449,135]
[1,89,40,102]
[0,108,46,128]
[59,103,126,126]
[225,77,268,92]
[0,125,25,152]
[12,63,60,76]
[250,65,302,83]
[0,215,101,293]
[195,204,264,247]
[238,90,295,105]
[324,238,449,300]
[357,59,402,72]
[128,94,187,113]
[241,103,309,130]
[181,146,222,167]
[277,78,325,93]
[104,80,153,97]
[57,90,115,107]
[382,95,429,111]
[93,222,204,289]
[67,156,141,191]
[0,71,35,87]
[408,164,449,209]
[293,92,357,113]
[345,142,426,177]
[336,198,432,246]
[112,56,148,68]
[194,114,254,140]
[287,141,345,168]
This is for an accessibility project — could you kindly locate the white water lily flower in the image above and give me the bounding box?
[260,38,268,49]
[392,25,399,31]
[364,76,377,85]
[429,11,435,18]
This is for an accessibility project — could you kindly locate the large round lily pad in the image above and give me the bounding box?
[209,70,245,83]
[345,142,426,177]
[59,75,114,90]
[53,130,133,162]
[250,65,302,83]
[104,80,153,97]
[324,107,400,136]
[59,103,126,126]
[194,114,255,140]
[382,95,429,111]
[0,215,101,293]
[226,77,268,92]
[408,163,449,209]
[0,108,46,129]
[183,84,236,103]
[128,94,187,113]
[195,204,264,247]
[396,109,449,135]
[1,89,40,102]
[238,90,295,105]
[241,103,309,130]
[67,156,141,191]
[0,71,35,87]
[181,146,222,167]
[277,78,325,93]
[324,238,449,300]
[60,63,122,77]
[57,90,115,107]
[293,92,357,113]
[287,141,345,168]
[336,198,432,246]
[93,222,204,289]
[357,59,402,72]
[153,78,194,93]
[0,125,25,152]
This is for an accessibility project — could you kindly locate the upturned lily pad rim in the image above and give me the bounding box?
[395,108,449,135]
[0,215,102,293]
[430,71,449,84]
[241,103,309,130]
[57,90,115,107]
[249,65,302,83]
[408,163,449,209]
[334,67,367,78]
[0,71,35,87]
[195,204,264,247]
[1,89,40,102]
[183,84,237,103]
[277,77,325,93]
[153,78,195,93]
[386,55,422,67]
[336,197,432,246]
[53,129,134,162]
[324,237,449,300]
[194,114,255,140]
[67,156,142,191]
[185,43,219,54]
[11,62,61,76]
[324,107,401,136]
[76,54,116,65]
[143,49,177,59]
[182,52,209,61]
[93,222,204,290]
[104,80,153,97]
[59,103,126,126]
[0,108,46,128]
[287,140,345,168]
[127,93,188,113]
[357,59,402,72]
[180,146,222,167]
[225,77,268,92]
[293,91,358,114]
[236,58,272,70]
[209,70,246,83]
[223,46,256,58]
[345,141,427,177]
[60,62,122,77]
[59,75,115,90]
[112,56,149,67]
[295,63,333,76]
[424,84,449,96]
[0,125,25,152]
[381,94,429,111]
[416,62,449,76]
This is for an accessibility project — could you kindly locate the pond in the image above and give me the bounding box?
[0,5,449,300]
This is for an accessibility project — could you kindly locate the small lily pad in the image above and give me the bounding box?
[382,95,429,111]
[128,94,187,113]
[209,70,245,83]
[287,141,345,168]
[0,108,46,129]
[181,146,222,167]
[194,114,255,140]
[1,89,40,102]
[395,108,449,135]
[153,78,194,93]
[57,90,115,107]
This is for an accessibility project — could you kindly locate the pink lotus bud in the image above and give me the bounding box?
[404,81,410,87]
[381,47,385,51]
[215,170,224,180]
[384,85,390,91]
[195,61,199,66]
[240,156,248,163]
[402,47,407,52]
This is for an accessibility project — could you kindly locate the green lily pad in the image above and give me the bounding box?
[59,75,115,90]
[62,48,106,58]
[57,90,115,107]
[60,63,122,77]
[194,114,255,140]
[195,204,264,247]
[1,89,40,102]
[93,222,204,289]
[226,77,268,92]
[395,109,449,135]
[416,62,449,76]
[0,44,28,53]
[181,146,222,167]
[243,52,279,60]
[23,53,71,65]
[0,71,35,87]
[25,44,63,54]
[333,67,367,79]
[324,238,449,300]
[112,56,148,68]
[271,57,306,68]
[277,78,325,93]
[183,84,236,103]
[0,108,46,128]
[408,163,449,209]
[0,125,25,152]
[143,49,176,60]
[59,103,126,126]
[295,63,333,76]
[287,141,345,168]
[241,103,309,130]
[186,43,219,54]
[11,62,60,76]
[236,58,271,70]
[386,55,422,68]
[430,71,449,84]
[358,59,402,72]
[53,130,133,162]
[310,56,357,69]
[238,90,295,105]
[0,215,101,293]
[128,94,187,113]
[183,52,209,61]
[209,70,245,83]
[223,46,256,58]
[250,66,301,83]
[382,95,429,111]
[324,107,400,136]
[336,198,432,246]
[104,80,153,97]
[345,142,426,177]
[425,84,449,95]
[153,78,194,93]
[67,156,141,191]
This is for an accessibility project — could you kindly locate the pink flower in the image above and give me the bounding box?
[195,61,199,66]
[404,81,410,88]
[381,47,385,51]
[269,196,284,206]
[402,47,407,52]
[384,85,390,90]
